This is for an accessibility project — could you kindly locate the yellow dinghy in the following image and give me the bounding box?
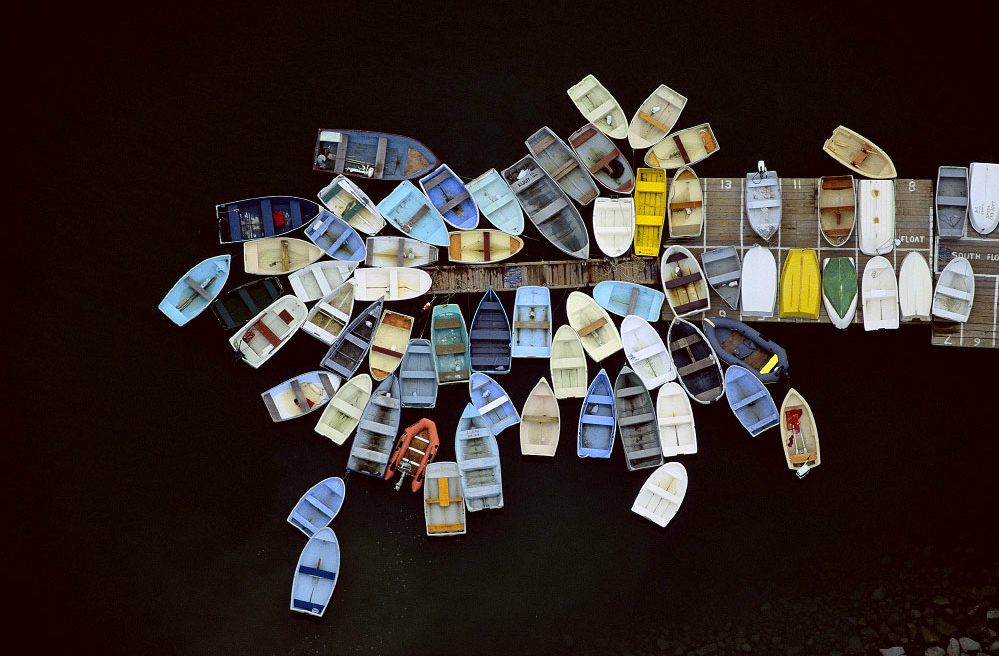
[779,249,822,320]
[448,229,524,264]
[633,168,666,256]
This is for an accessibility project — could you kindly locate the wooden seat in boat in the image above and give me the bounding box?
[569,127,598,148]
[437,191,470,215]
[434,317,463,330]
[670,334,701,350]
[821,176,852,190]
[514,320,550,329]
[534,198,568,224]
[289,380,311,410]
[402,205,429,232]
[672,134,690,164]
[435,343,466,355]
[588,151,618,175]
[677,357,714,377]
[851,145,873,168]
[824,228,852,236]
[821,205,854,214]
[550,158,579,181]
[576,317,607,336]
[664,272,703,289]
[372,138,388,178]
[183,276,213,300]
[333,134,349,174]
[251,320,282,347]
[789,452,817,464]
[673,298,709,314]
[669,200,702,210]
[699,128,716,152]
[523,414,558,423]
[637,110,669,132]
[440,369,470,382]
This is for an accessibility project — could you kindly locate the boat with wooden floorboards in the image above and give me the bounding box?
[314,374,372,445]
[158,254,231,326]
[724,365,779,437]
[567,291,622,362]
[423,462,466,536]
[288,261,357,302]
[287,477,345,538]
[469,287,512,374]
[320,298,384,382]
[592,197,635,257]
[550,325,588,399]
[346,374,401,478]
[217,196,321,244]
[645,123,719,170]
[667,317,724,404]
[621,315,676,390]
[398,339,438,408]
[470,373,520,435]
[352,267,432,302]
[746,162,781,241]
[741,245,777,318]
[628,84,687,150]
[290,527,339,617]
[501,155,589,259]
[317,175,387,236]
[304,211,366,262]
[520,378,560,457]
[822,126,896,179]
[817,175,856,246]
[822,257,858,329]
[857,179,895,255]
[780,388,820,478]
[376,180,449,247]
[861,256,899,331]
[465,168,525,235]
[592,281,664,321]
[568,123,635,194]
[302,281,354,345]
[779,248,821,320]
[701,316,788,384]
[932,256,975,323]
[656,383,696,457]
[419,163,479,230]
[668,166,703,238]
[369,310,413,381]
[385,418,439,492]
[898,251,933,322]
[661,245,710,318]
[243,237,324,275]
[566,74,628,140]
[455,403,503,511]
[230,295,307,369]
[631,463,687,528]
[261,371,339,422]
[211,277,283,330]
[968,162,998,235]
[935,166,969,238]
[313,128,439,181]
[633,168,667,256]
[511,286,552,358]
[431,304,471,385]
[700,247,741,311]
[614,367,664,472]
[364,236,437,268]
[578,369,616,458]
[448,229,523,264]
[525,126,599,206]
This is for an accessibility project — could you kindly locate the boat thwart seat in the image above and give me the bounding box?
[731,390,767,411]
[618,412,656,427]
[352,445,391,463]
[299,564,337,581]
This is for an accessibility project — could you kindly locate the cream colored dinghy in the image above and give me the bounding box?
[897,251,933,322]
[302,280,354,344]
[566,291,622,362]
[550,325,588,399]
[627,84,687,150]
[243,238,324,275]
[857,180,896,255]
[968,162,999,235]
[288,261,358,302]
[448,229,523,264]
[667,166,703,238]
[741,245,777,318]
[822,126,897,179]
[631,462,688,528]
[566,74,628,140]
[317,174,387,235]
[520,378,560,457]
[592,197,635,257]
[621,315,676,391]
[656,383,696,457]
[932,256,975,322]
[364,236,437,268]
[779,388,820,479]
[314,374,373,445]
[352,267,432,302]
[369,310,413,380]
[861,256,899,331]
[644,123,719,170]
[230,295,308,368]
[423,461,466,537]
[661,245,710,318]
[817,175,856,246]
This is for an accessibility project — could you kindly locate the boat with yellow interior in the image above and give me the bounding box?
[779,249,822,320]
[633,168,666,256]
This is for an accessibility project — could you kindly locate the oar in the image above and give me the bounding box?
[176,274,218,311]
[308,558,323,603]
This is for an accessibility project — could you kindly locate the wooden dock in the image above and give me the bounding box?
[423,177,998,348]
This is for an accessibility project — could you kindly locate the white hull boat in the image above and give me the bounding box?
[656,383,696,457]
[520,378,560,457]
[897,251,932,322]
[932,256,975,322]
[741,245,777,318]
[857,180,896,255]
[592,197,635,257]
[550,324,588,399]
[969,162,998,235]
[627,84,687,150]
[621,315,676,391]
[566,291,622,362]
[861,256,899,331]
[352,267,432,302]
[288,261,357,302]
[631,462,688,528]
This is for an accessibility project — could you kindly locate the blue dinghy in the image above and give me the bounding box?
[592,281,665,321]
[469,373,520,436]
[290,527,340,617]
[431,304,471,385]
[455,403,503,511]
[578,369,616,458]
[399,338,439,408]
[376,180,449,246]
[287,477,346,538]
[159,254,231,326]
[466,168,525,235]
[419,164,479,230]
[724,365,779,436]
[313,129,439,181]
[511,286,552,358]
[304,211,366,262]
[469,287,512,374]
[217,196,320,244]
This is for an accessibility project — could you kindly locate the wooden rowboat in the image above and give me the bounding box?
[700,247,741,311]
[261,371,339,422]
[313,128,438,180]
[352,267,432,302]
[520,378,560,457]
[932,257,975,323]
[741,245,777,318]
[288,261,357,303]
[631,463,687,528]
[645,123,719,170]
[592,281,664,321]
[724,365,779,437]
[667,167,703,238]
[935,166,969,238]
[158,255,231,326]
[455,403,503,511]
[314,374,372,445]
[566,74,628,140]
[501,155,589,259]
[469,287,512,374]
[317,175,387,235]
[656,383,696,457]
[211,277,284,330]
[628,84,687,150]
[320,299,384,382]
[667,317,724,404]
[287,477,345,538]
[621,315,675,391]
[550,325,588,399]
[448,229,523,264]
[568,123,635,194]
[567,291,622,362]
[243,237,324,275]
[817,175,856,246]
[376,180,449,247]
[217,196,320,244]
[385,418,439,492]
[423,462,466,536]
[398,339,438,408]
[633,168,667,256]
[303,211,366,262]
[526,126,599,206]
[779,388,820,478]
[614,367,663,472]
[511,286,552,358]
[661,245,710,318]
[822,126,896,179]
[230,295,307,369]
[746,163,781,241]
[369,310,413,381]
[470,373,520,435]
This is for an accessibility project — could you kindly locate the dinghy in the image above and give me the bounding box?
[313,128,438,181]
[290,527,339,617]
[578,369,616,458]
[935,166,969,238]
[211,277,283,330]
[317,174,387,236]
[656,383,696,457]
[969,162,998,235]
[817,175,856,246]
[217,196,320,244]
[746,162,781,241]
[567,291,623,362]
[661,245,710,318]
[568,123,635,194]
[741,245,778,318]
[633,168,667,256]
[320,298,384,382]
[243,237,324,275]
[628,84,687,150]
[822,126,896,179]
[431,304,471,385]
[385,418,439,492]
[701,316,788,384]
[667,317,724,404]
[779,248,821,320]
[857,179,896,255]
[615,367,664,471]
[376,180,449,247]
[724,365,779,437]
[346,374,401,478]
[230,295,307,368]
[352,267,432,302]
[631,463,687,528]
[469,287,512,374]
[470,373,520,435]
[645,123,719,169]
[621,315,676,390]
[525,126,599,206]
[448,229,523,264]
[566,74,628,140]
[261,371,339,422]
[861,256,899,331]
[780,388,820,478]
[369,310,413,380]
[423,462,466,536]
[398,339,438,408]
[592,197,635,257]
[363,236,437,268]
[419,164,479,230]
[898,251,933,322]
[314,373,372,445]
[511,286,552,358]
[465,168,525,235]
[822,257,858,329]
[520,378,560,457]
[287,477,345,538]
[550,325,588,399]
[501,155,589,259]
[932,257,976,322]
[158,254,231,326]
[455,403,503,511]
[668,167,703,238]
[288,261,357,302]
[592,281,664,321]
[700,247,741,311]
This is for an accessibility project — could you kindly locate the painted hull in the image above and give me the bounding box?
[932,257,975,323]
[465,168,525,235]
[628,84,687,150]
[592,281,664,321]
[621,315,676,390]
[644,123,719,169]
[317,175,387,235]
[566,74,628,140]
[700,246,741,310]
[578,369,616,458]
[314,374,372,445]
[526,126,599,206]
[898,251,933,321]
[779,388,820,478]
[969,162,998,235]
[346,374,402,477]
[352,267,432,302]
[420,164,479,230]
[511,286,552,358]
[861,256,899,331]
[633,168,667,256]
[369,310,413,380]
[520,378,560,457]
[550,324,588,399]
[364,236,437,268]
[661,245,710,317]
[741,246,777,317]
[501,155,589,259]
[724,365,779,437]
[288,261,357,303]
[656,383,696,457]
[935,166,969,238]
[857,180,896,255]
[448,229,523,264]
[592,197,635,257]
[243,237,324,275]
[287,477,346,538]
[261,371,339,422]
[455,403,503,511]
[821,257,858,329]
[230,295,307,368]
[431,304,471,385]
[567,291,623,362]
[469,287,512,374]
[667,317,724,404]
[668,167,703,238]
[631,462,687,528]
[779,248,821,320]
[470,373,520,435]
[746,169,781,241]
[211,277,283,330]
[817,175,856,246]
[424,462,466,536]
[822,126,896,179]
[615,367,664,472]
[399,339,438,408]
[313,128,438,180]
[376,180,449,246]
[320,299,384,382]
[568,123,635,194]
[159,255,231,326]
[701,316,789,384]
[217,196,320,244]
[290,528,339,617]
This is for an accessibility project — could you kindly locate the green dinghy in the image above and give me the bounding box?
[821,257,858,329]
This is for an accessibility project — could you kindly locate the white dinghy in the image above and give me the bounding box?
[968,162,998,235]
[932,257,975,323]
[631,462,688,528]
[861,256,899,331]
[741,245,778,318]
[656,383,696,457]
[621,315,676,391]
[897,251,933,322]
[857,180,896,255]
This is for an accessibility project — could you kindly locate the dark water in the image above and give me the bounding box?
[16,5,997,655]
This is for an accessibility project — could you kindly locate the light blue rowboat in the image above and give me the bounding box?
[347,374,401,477]
[578,369,616,458]
[466,168,525,235]
[290,527,340,617]
[399,338,438,408]
[469,287,512,374]
[158,255,231,326]
[724,364,779,436]
[455,403,503,511]
[511,286,552,358]
[592,281,665,321]
[217,196,321,244]
[376,180,449,246]
[469,373,520,435]
[419,164,479,230]
[287,477,346,538]
[304,211,366,262]
[431,304,471,386]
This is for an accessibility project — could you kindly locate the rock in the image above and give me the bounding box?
[912,610,923,619]
[935,618,958,636]
[846,635,864,655]
[923,648,945,656]
[987,609,999,620]
[935,596,951,606]
[562,635,574,648]
[863,627,880,639]
[784,637,804,655]
[921,626,940,642]
[656,636,668,650]
[740,643,751,652]
[990,641,999,652]
[696,644,717,656]
[873,587,888,600]
[879,647,905,656]
[959,637,981,651]
[946,637,960,656]
[760,602,772,612]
